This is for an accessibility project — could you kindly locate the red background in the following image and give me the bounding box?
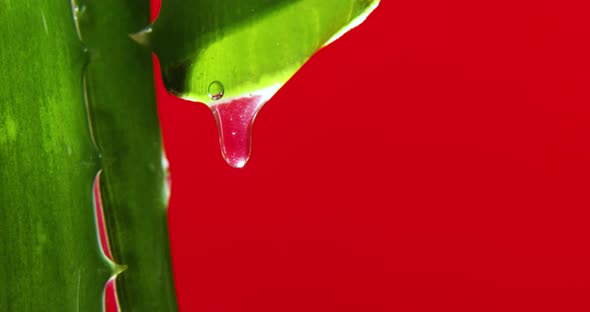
[134,0,590,311]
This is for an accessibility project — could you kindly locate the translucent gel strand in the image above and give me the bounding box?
[212,95,265,168]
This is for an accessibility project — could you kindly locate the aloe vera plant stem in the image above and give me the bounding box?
[0,1,111,310]
[80,0,178,310]
[1,0,379,310]
[0,0,177,311]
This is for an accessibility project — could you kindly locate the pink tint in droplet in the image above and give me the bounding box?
[211,95,265,168]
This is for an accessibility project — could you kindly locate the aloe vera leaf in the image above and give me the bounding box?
[75,0,178,311]
[141,0,380,103]
[0,1,111,310]
[0,0,177,311]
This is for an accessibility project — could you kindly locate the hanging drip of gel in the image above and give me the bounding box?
[212,97,259,169]
[134,0,380,168]
[207,81,281,168]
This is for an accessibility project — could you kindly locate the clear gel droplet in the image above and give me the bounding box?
[208,81,225,101]
[212,96,265,168]
[208,84,281,168]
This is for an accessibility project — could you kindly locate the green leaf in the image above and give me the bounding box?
[1,0,379,310]
[140,0,380,103]
[77,0,178,311]
[1,0,177,311]
[0,1,111,310]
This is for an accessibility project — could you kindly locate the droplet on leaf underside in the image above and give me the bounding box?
[141,0,381,168]
[211,85,281,168]
[208,81,225,101]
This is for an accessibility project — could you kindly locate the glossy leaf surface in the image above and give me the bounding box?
[0,1,111,310]
[0,0,176,311]
[142,0,380,104]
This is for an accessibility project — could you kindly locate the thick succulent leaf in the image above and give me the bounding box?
[76,0,178,310]
[0,1,111,310]
[1,0,177,311]
[141,0,380,103]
